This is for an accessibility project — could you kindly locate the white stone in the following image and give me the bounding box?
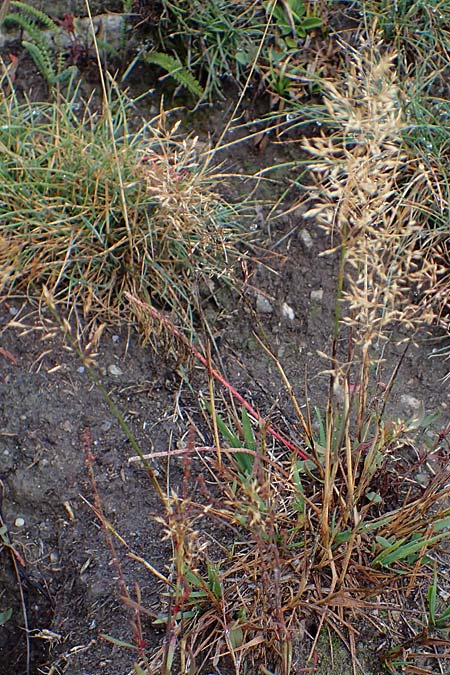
[108,364,123,376]
[310,289,323,302]
[400,394,421,410]
[14,517,25,528]
[282,302,295,320]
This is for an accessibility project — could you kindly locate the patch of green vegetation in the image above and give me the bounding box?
[2,1,77,87]
[152,0,322,101]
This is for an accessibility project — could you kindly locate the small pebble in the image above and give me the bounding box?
[77,366,85,374]
[299,229,313,249]
[256,294,274,314]
[108,364,123,377]
[14,517,25,528]
[112,335,119,344]
[310,289,323,302]
[282,302,295,321]
[400,394,421,410]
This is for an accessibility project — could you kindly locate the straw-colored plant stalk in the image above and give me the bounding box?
[303,40,436,353]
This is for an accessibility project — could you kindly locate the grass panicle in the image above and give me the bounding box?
[303,40,437,352]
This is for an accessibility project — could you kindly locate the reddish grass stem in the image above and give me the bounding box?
[125,292,309,460]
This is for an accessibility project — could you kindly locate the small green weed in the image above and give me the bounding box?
[427,565,450,630]
[265,0,322,40]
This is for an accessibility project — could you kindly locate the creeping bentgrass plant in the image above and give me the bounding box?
[22,18,450,675]
[0,75,244,340]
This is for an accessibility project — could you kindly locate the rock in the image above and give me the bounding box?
[299,229,313,249]
[256,294,274,314]
[50,552,59,565]
[14,517,25,528]
[108,364,123,377]
[0,12,129,50]
[310,289,323,302]
[282,302,295,321]
[400,394,421,410]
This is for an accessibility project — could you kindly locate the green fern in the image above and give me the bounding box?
[9,1,58,30]
[143,52,204,99]
[4,3,74,88]
[22,39,56,85]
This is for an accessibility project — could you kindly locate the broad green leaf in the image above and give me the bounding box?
[375,535,395,548]
[229,623,244,648]
[366,491,382,504]
[432,516,450,533]
[207,562,222,599]
[427,567,438,623]
[153,610,198,624]
[373,532,449,568]
[215,413,240,448]
[301,16,323,30]
[183,566,203,589]
[333,529,352,546]
[314,407,326,447]
[290,0,307,20]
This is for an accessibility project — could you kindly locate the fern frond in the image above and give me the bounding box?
[10,1,57,30]
[22,39,55,85]
[143,52,204,99]
[3,12,34,33]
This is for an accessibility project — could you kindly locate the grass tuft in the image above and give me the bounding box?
[0,80,245,340]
